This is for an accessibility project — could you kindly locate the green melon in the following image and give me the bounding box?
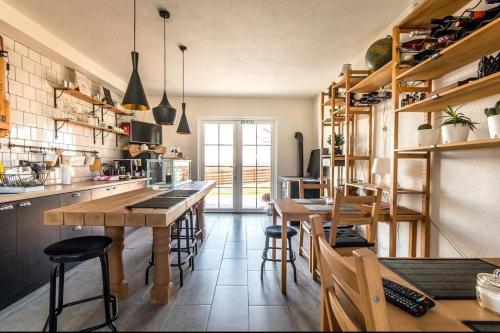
[365,35,393,71]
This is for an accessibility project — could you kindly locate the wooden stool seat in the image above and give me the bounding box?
[44,236,112,263]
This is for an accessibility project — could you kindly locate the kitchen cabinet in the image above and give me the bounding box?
[0,201,18,309]
[16,195,60,298]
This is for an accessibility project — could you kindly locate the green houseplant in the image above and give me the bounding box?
[327,133,345,155]
[440,105,478,143]
[484,100,500,139]
[416,123,439,146]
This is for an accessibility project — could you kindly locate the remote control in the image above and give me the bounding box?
[383,278,436,309]
[383,286,427,317]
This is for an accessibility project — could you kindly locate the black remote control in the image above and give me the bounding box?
[383,278,436,309]
[383,286,427,317]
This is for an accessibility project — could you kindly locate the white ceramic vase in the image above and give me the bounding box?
[417,129,440,146]
[441,124,470,144]
[487,115,500,139]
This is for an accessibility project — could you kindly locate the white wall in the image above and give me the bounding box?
[134,96,316,183]
[314,4,500,258]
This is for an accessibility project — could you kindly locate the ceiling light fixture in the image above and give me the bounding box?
[177,45,191,134]
[152,9,177,125]
[122,0,149,111]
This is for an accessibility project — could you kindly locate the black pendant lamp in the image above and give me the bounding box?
[122,0,149,111]
[177,45,191,134]
[152,9,177,125]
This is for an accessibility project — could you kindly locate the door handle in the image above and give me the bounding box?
[19,201,31,208]
[72,225,83,231]
[72,193,81,198]
[0,204,14,211]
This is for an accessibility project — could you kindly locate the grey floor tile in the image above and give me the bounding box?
[176,271,218,305]
[248,271,286,306]
[218,259,248,286]
[247,249,274,271]
[162,305,210,332]
[249,306,292,331]
[206,286,249,332]
[223,241,247,259]
[285,286,321,332]
[195,249,224,270]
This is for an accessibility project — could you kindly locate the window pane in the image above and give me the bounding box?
[242,166,256,188]
[218,167,233,187]
[242,146,256,166]
[219,146,233,166]
[204,146,218,166]
[219,188,233,208]
[219,124,233,145]
[257,146,271,166]
[206,188,219,208]
[257,124,271,145]
[204,166,219,184]
[242,123,256,145]
[256,167,271,187]
[242,188,257,209]
[205,124,218,145]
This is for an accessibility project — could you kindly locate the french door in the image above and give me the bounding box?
[201,119,274,212]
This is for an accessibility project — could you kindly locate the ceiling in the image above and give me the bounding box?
[4,0,409,97]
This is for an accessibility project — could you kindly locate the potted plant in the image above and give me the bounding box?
[417,123,439,146]
[440,105,478,143]
[327,133,345,155]
[484,100,500,139]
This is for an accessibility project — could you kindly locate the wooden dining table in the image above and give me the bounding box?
[44,180,215,304]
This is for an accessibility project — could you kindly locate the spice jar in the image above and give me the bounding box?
[477,269,500,315]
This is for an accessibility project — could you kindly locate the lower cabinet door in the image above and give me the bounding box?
[0,202,18,310]
[16,195,60,296]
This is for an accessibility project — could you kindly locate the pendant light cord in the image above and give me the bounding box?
[182,48,185,102]
[163,15,166,91]
[133,0,136,52]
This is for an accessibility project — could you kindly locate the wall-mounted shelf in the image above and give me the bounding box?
[53,118,128,146]
[396,0,471,29]
[396,138,500,153]
[333,71,369,89]
[397,18,500,81]
[349,62,392,93]
[346,182,424,195]
[395,72,500,113]
[322,97,345,107]
[53,87,133,116]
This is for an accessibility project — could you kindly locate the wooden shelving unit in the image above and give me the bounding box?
[397,18,500,81]
[53,118,128,146]
[349,62,392,93]
[390,0,500,258]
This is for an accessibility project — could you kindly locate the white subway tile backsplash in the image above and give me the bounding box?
[29,73,42,89]
[11,109,23,125]
[16,96,30,112]
[36,115,48,129]
[28,49,41,63]
[35,63,46,78]
[16,126,31,140]
[22,56,36,74]
[23,84,36,100]
[24,112,37,127]
[14,41,28,56]
[35,89,48,104]
[8,50,22,67]
[15,67,29,84]
[8,79,23,96]
[2,34,14,49]
[30,100,43,115]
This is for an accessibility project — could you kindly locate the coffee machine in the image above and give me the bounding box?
[112,159,143,178]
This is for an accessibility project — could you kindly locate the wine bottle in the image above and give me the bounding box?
[468,5,500,20]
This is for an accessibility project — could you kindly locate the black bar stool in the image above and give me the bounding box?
[261,225,298,282]
[42,236,118,332]
[145,211,197,287]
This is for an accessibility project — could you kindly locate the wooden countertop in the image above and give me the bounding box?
[44,180,215,228]
[0,178,148,204]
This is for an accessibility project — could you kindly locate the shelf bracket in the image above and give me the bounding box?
[102,130,112,145]
[54,119,68,139]
[53,89,65,108]
[93,128,103,145]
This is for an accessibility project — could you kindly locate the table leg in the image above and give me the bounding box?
[281,214,288,294]
[272,205,277,260]
[196,198,206,242]
[150,227,172,304]
[104,226,128,299]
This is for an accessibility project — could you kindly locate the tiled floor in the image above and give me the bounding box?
[0,213,320,331]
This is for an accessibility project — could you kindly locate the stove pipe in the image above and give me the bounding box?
[294,132,304,177]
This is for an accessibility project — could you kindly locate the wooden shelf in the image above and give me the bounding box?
[54,87,133,116]
[333,75,368,89]
[53,118,129,136]
[397,19,500,81]
[335,106,371,114]
[395,138,500,153]
[397,0,471,29]
[346,182,424,195]
[322,155,369,161]
[322,98,345,107]
[349,62,392,93]
[395,72,500,113]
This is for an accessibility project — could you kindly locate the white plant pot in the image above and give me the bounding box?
[487,115,500,139]
[417,129,439,146]
[441,124,470,144]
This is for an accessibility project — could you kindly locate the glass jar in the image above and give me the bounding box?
[477,269,500,315]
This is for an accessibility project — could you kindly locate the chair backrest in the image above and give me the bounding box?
[299,179,331,198]
[329,188,382,247]
[310,215,389,332]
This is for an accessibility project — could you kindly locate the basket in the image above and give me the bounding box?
[0,171,50,187]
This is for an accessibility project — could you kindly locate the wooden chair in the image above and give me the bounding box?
[310,215,390,332]
[298,179,330,272]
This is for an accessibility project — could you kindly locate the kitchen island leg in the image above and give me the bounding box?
[150,226,172,304]
[105,226,129,299]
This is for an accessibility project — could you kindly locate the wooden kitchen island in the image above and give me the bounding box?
[44,180,215,305]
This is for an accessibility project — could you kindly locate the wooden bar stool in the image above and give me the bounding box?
[42,236,118,332]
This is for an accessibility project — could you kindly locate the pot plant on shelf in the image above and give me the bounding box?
[327,133,345,155]
[484,100,500,139]
[440,105,478,144]
[417,123,439,147]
